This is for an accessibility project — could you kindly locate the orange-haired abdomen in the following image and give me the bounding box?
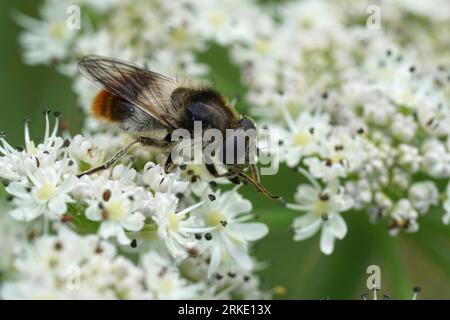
[92,89,126,122]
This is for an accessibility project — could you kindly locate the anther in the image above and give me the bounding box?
[194,233,202,240]
[319,193,330,201]
[102,189,112,201]
[130,239,137,248]
[63,139,71,147]
[42,108,51,115]
[208,194,216,201]
[176,192,184,199]
[53,111,61,118]
[204,233,212,241]
[54,241,63,251]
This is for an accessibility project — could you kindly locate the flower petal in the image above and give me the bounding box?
[320,227,335,255]
[229,222,268,241]
[328,214,347,239]
[121,212,145,231]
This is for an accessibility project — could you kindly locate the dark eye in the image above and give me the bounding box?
[239,118,256,131]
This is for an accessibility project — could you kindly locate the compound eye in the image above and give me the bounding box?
[239,118,256,131]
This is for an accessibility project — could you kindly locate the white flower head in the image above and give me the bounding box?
[83,177,146,245]
[288,171,353,255]
[151,192,207,259]
[192,188,268,277]
[389,199,419,236]
[142,251,203,299]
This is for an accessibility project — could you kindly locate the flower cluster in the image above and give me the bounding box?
[228,0,450,253]
[3,0,449,300]
[0,114,268,299]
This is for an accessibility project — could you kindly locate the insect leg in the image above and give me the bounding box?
[77,138,142,177]
[77,137,168,177]
[237,171,282,201]
[205,163,241,184]
[249,164,261,183]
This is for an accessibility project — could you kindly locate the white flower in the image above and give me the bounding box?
[7,165,76,222]
[421,139,450,177]
[408,181,439,214]
[142,251,203,299]
[287,175,353,255]
[16,0,78,65]
[1,228,147,299]
[442,184,450,225]
[389,199,419,236]
[68,134,105,167]
[142,162,188,194]
[0,111,67,181]
[83,178,146,245]
[151,192,207,259]
[192,189,268,277]
[279,110,331,168]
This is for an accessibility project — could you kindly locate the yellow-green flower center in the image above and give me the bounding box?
[106,201,126,221]
[160,278,174,295]
[168,212,180,231]
[36,183,56,201]
[314,199,330,216]
[206,211,225,230]
[209,13,225,27]
[293,131,312,146]
[50,22,65,40]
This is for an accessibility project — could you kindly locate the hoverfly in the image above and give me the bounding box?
[77,55,280,200]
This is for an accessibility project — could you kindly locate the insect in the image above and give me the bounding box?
[77,55,280,200]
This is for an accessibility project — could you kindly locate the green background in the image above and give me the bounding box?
[1,1,449,299]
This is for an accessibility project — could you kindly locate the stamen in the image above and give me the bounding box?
[297,166,321,191]
[51,112,60,138]
[204,233,212,240]
[208,194,216,201]
[43,110,50,144]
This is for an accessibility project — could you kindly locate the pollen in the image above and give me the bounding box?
[314,199,330,216]
[209,12,225,27]
[293,130,312,146]
[36,183,57,201]
[206,211,226,229]
[168,212,180,231]
[106,201,126,221]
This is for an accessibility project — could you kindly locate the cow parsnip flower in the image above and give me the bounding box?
[287,173,353,255]
[7,0,450,300]
[192,188,269,277]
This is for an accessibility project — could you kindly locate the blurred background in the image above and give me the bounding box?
[1,0,449,299]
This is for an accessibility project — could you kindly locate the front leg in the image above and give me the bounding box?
[77,136,168,177]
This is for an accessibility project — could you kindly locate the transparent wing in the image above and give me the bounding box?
[79,55,180,129]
